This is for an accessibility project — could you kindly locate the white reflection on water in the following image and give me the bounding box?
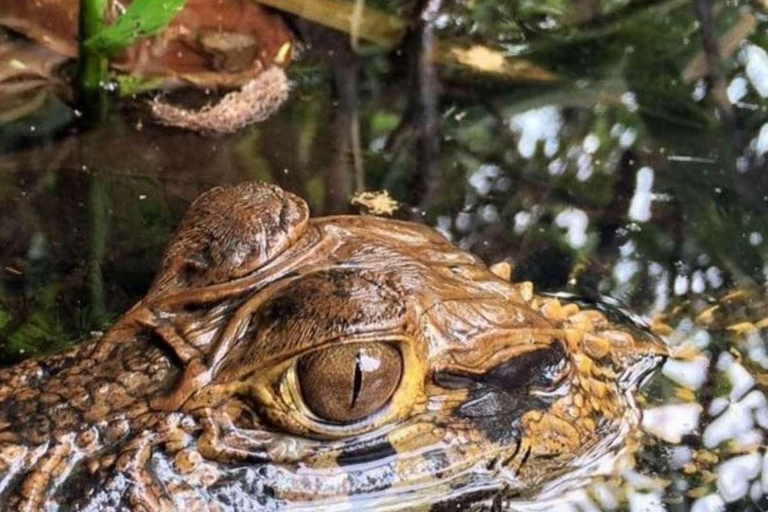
[628,166,654,222]
[514,210,532,234]
[727,76,749,103]
[576,152,593,181]
[691,493,726,512]
[674,273,689,296]
[624,317,768,510]
[620,92,639,112]
[613,259,640,284]
[619,127,637,148]
[548,157,566,176]
[705,266,723,288]
[509,106,562,159]
[745,330,768,370]
[662,355,710,390]
[703,389,767,449]
[690,270,706,293]
[753,122,768,156]
[717,352,756,402]
[742,44,768,98]
[554,208,589,248]
[628,489,665,512]
[583,133,600,154]
[717,453,761,503]
[642,403,702,443]
[468,163,501,195]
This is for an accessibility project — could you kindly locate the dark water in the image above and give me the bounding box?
[2,0,768,510]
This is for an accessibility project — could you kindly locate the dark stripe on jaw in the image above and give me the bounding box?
[336,438,398,467]
[428,489,504,512]
[518,445,532,471]
[501,439,522,468]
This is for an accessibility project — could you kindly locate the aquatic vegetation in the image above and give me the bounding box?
[83,0,188,54]
[0,0,295,130]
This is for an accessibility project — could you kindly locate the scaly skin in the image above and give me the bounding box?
[0,182,666,511]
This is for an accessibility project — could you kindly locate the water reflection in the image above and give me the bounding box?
[2,0,768,509]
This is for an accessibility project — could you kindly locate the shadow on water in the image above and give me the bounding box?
[2,0,768,509]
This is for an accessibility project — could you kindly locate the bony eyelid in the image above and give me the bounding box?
[256,332,413,372]
[296,333,414,358]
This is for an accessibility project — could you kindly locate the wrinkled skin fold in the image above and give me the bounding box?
[0,182,666,511]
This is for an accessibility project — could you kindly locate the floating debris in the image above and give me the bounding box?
[441,43,557,81]
[350,190,400,216]
[150,67,290,134]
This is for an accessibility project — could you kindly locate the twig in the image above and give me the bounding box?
[691,0,736,129]
[409,0,443,214]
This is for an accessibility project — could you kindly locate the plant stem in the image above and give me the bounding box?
[88,175,109,330]
[78,0,109,119]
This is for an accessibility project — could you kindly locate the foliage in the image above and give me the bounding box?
[84,0,187,54]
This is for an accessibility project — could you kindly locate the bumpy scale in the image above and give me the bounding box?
[0,182,666,511]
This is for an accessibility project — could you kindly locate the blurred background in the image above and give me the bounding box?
[2,0,768,509]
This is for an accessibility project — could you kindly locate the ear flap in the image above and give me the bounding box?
[149,182,309,294]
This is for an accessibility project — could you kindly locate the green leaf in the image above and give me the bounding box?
[115,74,166,96]
[84,0,187,54]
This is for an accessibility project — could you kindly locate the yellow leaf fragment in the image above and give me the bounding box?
[439,43,557,81]
[670,344,702,360]
[682,464,699,475]
[650,321,674,336]
[687,486,711,498]
[754,371,768,386]
[695,305,719,325]
[350,190,400,216]
[274,42,292,65]
[451,45,506,73]
[694,450,719,466]
[722,289,751,303]
[675,387,696,401]
[726,322,757,335]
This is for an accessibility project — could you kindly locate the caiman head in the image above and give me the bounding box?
[0,182,666,510]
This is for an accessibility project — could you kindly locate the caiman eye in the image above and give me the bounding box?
[297,343,403,423]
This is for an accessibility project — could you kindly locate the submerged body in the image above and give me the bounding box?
[0,182,665,510]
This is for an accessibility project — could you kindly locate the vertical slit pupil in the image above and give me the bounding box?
[351,351,364,409]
